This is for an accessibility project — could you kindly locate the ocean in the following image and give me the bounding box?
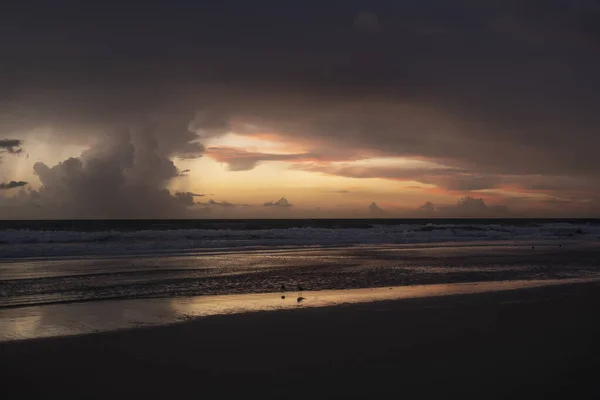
[1,218,599,259]
[1,218,600,309]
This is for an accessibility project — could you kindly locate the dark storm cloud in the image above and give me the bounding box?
[206,147,364,171]
[0,181,27,190]
[173,192,205,207]
[442,176,505,192]
[297,163,504,192]
[2,0,600,216]
[0,139,24,155]
[206,148,307,171]
[0,139,27,192]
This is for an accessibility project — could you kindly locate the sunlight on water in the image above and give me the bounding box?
[169,277,598,316]
[1,277,598,342]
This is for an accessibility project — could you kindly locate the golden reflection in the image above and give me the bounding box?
[0,308,42,341]
[169,278,594,318]
[2,278,597,342]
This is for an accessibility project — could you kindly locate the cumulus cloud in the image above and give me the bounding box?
[419,197,510,218]
[5,123,207,218]
[264,198,292,207]
[369,202,385,216]
[454,197,489,214]
[418,201,436,214]
[204,199,241,207]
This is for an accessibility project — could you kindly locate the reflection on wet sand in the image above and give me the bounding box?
[1,277,598,342]
[0,300,175,342]
[0,313,42,342]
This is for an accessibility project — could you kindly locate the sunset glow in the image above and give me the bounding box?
[1,1,599,219]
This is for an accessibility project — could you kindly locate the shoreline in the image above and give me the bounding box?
[2,281,600,398]
[2,277,599,342]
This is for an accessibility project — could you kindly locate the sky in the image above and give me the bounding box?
[1,0,600,218]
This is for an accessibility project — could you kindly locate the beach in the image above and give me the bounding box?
[4,0,600,395]
[2,220,600,398]
[3,281,600,399]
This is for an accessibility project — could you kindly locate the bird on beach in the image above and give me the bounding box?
[297,285,305,302]
[280,284,286,299]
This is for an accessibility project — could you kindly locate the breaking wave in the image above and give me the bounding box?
[1,221,599,259]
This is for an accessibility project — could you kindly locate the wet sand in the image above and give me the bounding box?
[2,278,597,341]
[2,281,600,399]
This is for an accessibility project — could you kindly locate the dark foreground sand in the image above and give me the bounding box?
[2,282,600,399]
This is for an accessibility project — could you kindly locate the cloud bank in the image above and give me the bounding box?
[1,1,600,217]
